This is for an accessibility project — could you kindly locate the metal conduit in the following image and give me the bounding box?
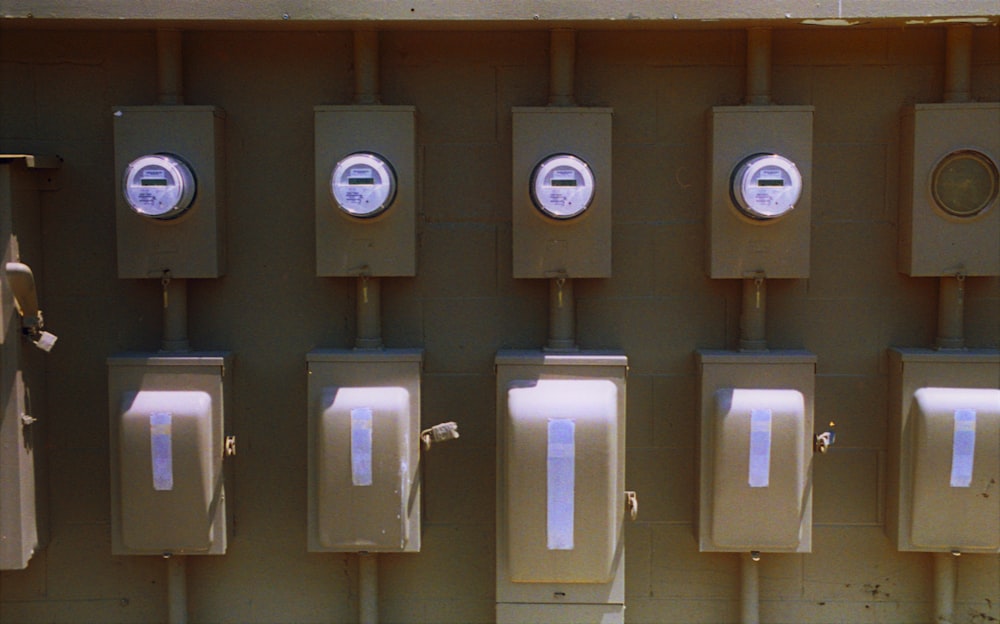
[746,28,772,106]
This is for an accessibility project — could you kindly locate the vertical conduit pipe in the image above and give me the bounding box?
[740,553,760,624]
[746,28,772,106]
[157,30,190,622]
[739,275,767,352]
[933,552,957,623]
[546,30,578,348]
[943,25,973,104]
[352,29,382,623]
[936,274,965,350]
[359,552,378,624]
[355,276,383,350]
[354,30,380,105]
[166,555,188,624]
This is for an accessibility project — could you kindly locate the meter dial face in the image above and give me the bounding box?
[530,154,596,220]
[330,153,397,218]
[931,149,999,218]
[122,154,197,219]
[731,154,803,220]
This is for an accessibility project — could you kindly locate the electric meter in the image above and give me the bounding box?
[930,149,999,218]
[530,154,596,220]
[731,154,803,220]
[330,152,397,218]
[122,154,197,219]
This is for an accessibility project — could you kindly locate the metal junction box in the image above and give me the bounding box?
[898,103,1000,277]
[113,106,226,279]
[314,106,417,277]
[495,351,627,624]
[108,353,232,556]
[511,107,613,279]
[306,349,423,553]
[696,350,816,553]
[707,106,814,279]
[887,348,1000,553]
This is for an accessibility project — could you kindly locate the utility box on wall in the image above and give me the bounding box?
[696,350,816,553]
[707,106,814,279]
[112,106,226,279]
[511,107,613,279]
[108,354,232,555]
[306,349,422,553]
[314,106,417,277]
[495,351,628,624]
[898,103,1000,277]
[887,348,1000,553]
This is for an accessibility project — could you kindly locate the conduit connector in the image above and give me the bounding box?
[420,422,460,451]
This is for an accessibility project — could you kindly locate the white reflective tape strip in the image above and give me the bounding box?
[547,419,575,551]
[150,412,173,491]
[748,408,772,488]
[351,407,374,487]
[950,409,977,488]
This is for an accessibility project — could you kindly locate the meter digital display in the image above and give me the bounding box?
[330,152,397,218]
[122,154,197,219]
[530,154,596,220]
[930,149,999,218]
[731,154,803,220]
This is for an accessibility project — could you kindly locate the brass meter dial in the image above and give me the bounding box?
[330,152,397,218]
[731,154,803,220]
[530,154,596,220]
[931,149,999,218]
[122,154,197,220]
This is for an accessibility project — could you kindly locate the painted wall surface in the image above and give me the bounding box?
[1,22,998,624]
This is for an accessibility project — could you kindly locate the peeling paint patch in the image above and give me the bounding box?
[906,18,993,25]
[802,19,861,26]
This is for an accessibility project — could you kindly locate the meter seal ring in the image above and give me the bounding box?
[122,153,198,221]
[729,153,802,222]
[529,153,596,220]
[330,152,398,220]
[929,148,999,220]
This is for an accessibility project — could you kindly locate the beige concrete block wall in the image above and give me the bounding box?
[1,23,998,624]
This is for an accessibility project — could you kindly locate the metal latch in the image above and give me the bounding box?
[225,436,237,456]
[626,491,639,521]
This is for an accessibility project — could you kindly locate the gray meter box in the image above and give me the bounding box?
[696,350,816,553]
[306,348,423,553]
[113,106,226,279]
[495,351,627,624]
[512,107,613,279]
[707,106,814,279]
[898,103,1000,277]
[314,106,417,277]
[887,348,1000,553]
[108,353,232,556]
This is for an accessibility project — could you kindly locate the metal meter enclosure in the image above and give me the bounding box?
[122,154,196,219]
[696,350,816,553]
[731,154,803,220]
[315,106,416,277]
[495,351,628,623]
[887,348,1000,553]
[530,154,596,220]
[113,106,226,279]
[512,107,612,279]
[306,349,423,553]
[108,353,233,556]
[899,103,1000,276]
[330,152,397,219]
[707,106,813,278]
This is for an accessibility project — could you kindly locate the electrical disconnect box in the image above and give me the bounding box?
[697,350,816,553]
[314,106,417,277]
[495,351,628,624]
[112,106,226,279]
[898,103,1000,276]
[108,354,232,555]
[707,106,814,279]
[1,156,59,570]
[887,348,1000,553]
[512,107,612,279]
[306,349,423,553]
